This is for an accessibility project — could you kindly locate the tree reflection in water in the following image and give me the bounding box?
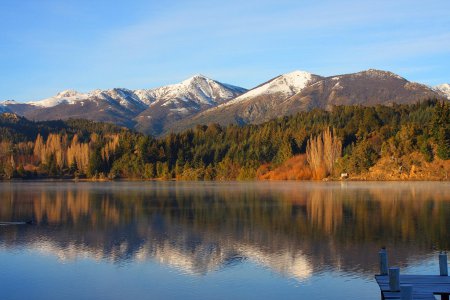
[0,181,449,280]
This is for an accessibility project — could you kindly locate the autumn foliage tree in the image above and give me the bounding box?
[306,128,342,179]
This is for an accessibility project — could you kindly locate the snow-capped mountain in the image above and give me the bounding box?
[136,74,246,106]
[2,69,447,136]
[29,88,148,110]
[0,100,19,113]
[164,70,324,131]
[1,100,38,115]
[134,75,247,135]
[3,75,247,134]
[434,83,450,99]
[223,70,319,107]
[163,71,323,132]
[29,90,89,107]
[166,69,445,133]
[0,100,18,106]
[20,88,148,128]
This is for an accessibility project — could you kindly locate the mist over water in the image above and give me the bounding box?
[0,181,449,300]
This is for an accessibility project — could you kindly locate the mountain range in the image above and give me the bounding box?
[1,69,449,136]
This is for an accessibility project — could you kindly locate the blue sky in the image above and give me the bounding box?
[1,0,449,101]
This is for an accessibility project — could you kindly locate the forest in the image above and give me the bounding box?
[0,99,449,180]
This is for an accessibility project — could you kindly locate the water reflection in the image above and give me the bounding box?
[0,181,449,280]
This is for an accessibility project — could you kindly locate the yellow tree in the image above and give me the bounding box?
[306,128,342,179]
[33,134,45,164]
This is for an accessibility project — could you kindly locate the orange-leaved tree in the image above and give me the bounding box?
[306,128,342,179]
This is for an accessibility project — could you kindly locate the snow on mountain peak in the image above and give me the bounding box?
[180,74,214,87]
[0,100,17,105]
[0,100,14,113]
[139,75,246,108]
[277,70,314,91]
[221,70,314,107]
[435,83,450,91]
[29,89,89,107]
[27,87,147,109]
[23,75,246,111]
[56,89,81,98]
[434,83,450,99]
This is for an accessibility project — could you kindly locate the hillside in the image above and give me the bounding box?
[0,100,448,181]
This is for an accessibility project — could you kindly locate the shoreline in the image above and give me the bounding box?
[1,177,449,182]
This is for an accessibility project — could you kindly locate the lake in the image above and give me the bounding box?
[0,181,449,299]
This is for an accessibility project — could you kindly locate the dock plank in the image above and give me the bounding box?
[375,274,450,299]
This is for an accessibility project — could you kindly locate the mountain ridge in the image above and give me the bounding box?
[1,69,448,136]
[164,69,448,134]
[3,75,247,134]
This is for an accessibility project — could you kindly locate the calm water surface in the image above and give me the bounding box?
[0,181,449,300]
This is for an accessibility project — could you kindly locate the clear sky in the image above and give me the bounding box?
[1,0,449,101]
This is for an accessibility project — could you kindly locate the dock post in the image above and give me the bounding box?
[440,252,448,276]
[389,267,400,291]
[379,248,388,275]
[400,285,412,300]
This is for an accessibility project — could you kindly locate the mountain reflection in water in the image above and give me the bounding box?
[0,181,449,281]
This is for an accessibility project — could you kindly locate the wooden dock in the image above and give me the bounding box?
[375,275,450,299]
[375,249,449,300]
